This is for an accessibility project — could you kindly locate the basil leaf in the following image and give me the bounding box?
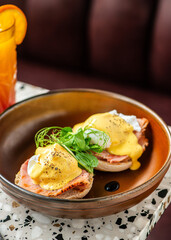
[75,152,98,173]
[74,129,87,151]
[89,144,103,153]
[60,127,72,136]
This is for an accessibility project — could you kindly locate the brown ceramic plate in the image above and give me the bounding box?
[0,89,171,219]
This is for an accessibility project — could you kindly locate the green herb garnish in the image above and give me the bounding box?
[35,126,109,173]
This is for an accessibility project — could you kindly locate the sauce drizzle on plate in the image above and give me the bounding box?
[105,181,120,192]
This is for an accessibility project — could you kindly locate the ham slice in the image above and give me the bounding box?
[135,118,149,150]
[94,151,131,163]
[93,118,149,164]
[18,160,91,197]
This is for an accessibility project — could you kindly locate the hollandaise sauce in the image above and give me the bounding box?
[73,112,143,170]
[29,143,82,190]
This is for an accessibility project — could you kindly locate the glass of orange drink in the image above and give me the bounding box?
[0,5,27,114]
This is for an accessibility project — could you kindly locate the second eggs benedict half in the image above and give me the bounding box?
[73,110,149,172]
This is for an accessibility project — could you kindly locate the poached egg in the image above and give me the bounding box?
[27,143,82,190]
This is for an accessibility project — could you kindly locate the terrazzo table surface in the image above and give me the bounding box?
[0,81,171,240]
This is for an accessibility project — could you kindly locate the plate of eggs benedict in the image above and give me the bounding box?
[0,89,170,218]
[15,110,149,199]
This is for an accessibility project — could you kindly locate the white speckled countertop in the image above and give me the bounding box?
[0,81,170,240]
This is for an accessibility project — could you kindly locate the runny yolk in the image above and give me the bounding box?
[73,113,143,170]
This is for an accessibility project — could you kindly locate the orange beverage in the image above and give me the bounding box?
[0,16,16,113]
[0,5,27,114]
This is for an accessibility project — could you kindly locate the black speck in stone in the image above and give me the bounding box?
[26,210,29,214]
[24,215,33,227]
[120,239,124,240]
[82,237,88,240]
[25,216,32,222]
[55,234,64,240]
[59,226,63,232]
[61,222,65,226]
[119,224,127,229]
[158,189,168,198]
[103,221,105,225]
[84,230,88,233]
[148,214,153,220]
[116,218,122,225]
[53,232,57,235]
[2,215,11,222]
[124,210,129,214]
[67,224,71,228]
[127,216,136,222]
[141,210,149,217]
[151,198,156,205]
[91,226,95,232]
[20,84,25,90]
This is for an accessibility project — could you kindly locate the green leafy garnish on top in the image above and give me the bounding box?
[34,126,109,173]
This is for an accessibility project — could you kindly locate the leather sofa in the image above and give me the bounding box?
[2,0,171,125]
